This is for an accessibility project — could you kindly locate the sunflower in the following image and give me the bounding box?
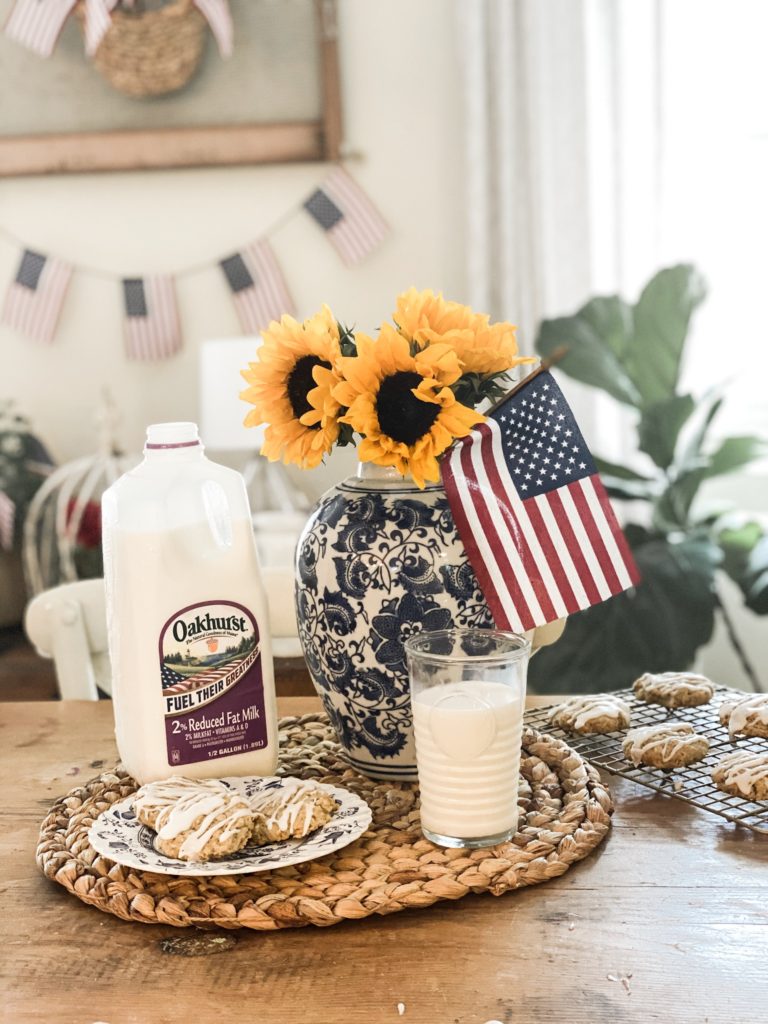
[392,287,535,376]
[333,323,484,487]
[240,305,342,469]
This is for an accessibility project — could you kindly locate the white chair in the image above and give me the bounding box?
[24,569,302,701]
[24,579,110,700]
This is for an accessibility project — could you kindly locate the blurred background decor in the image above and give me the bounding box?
[531,264,768,694]
[77,0,232,99]
[0,402,54,626]
[23,396,138,596]
[0,0,340,174]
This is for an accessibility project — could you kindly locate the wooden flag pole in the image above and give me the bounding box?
[485,345,570,417]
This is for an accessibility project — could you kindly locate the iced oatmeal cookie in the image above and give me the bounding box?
[712,751,768,801]
[623,722,709,770]
[250,779,338,844]
[718,693,768,739]
[547,694,631,735]
[632,671,715,709]
[133,777,254,862]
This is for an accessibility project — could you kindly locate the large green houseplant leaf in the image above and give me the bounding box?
[530,265,767,693]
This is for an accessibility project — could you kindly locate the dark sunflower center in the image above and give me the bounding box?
[376,371,440,445]
[287,355,331,425]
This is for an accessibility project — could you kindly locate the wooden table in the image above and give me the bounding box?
[2,697,766,1024]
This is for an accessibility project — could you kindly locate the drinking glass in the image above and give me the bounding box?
[404,628,530,849]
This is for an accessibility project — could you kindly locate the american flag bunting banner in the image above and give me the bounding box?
[193,0,233,56]
[303,167,389,267]
[82,0,119,56]
[442,369,640,633]
[3,0,77,57]
[220,240,294,333]
[1,249,72,343]
[0,491,15,552]
[122,276,181,361]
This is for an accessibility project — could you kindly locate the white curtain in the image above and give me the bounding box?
[455,0,663,345]
[455,0,665,453]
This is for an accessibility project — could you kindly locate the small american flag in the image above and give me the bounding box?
[0,491,15,552]
[442,369,640,633]
[161,664,186,690]
[220,240,294,333]
[3,0,76,57]
[161,655,247,695]
[193,0,232,56]
[1,249,72,343]
[82,0,118,56]
[303,167,389,267]
[122,276,181,361]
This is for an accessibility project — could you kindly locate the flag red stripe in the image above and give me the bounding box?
[478,425,559,623]
[2,256,72,344]
[5,0,76,57]
[545,489,602,606]
[125,276,180,360]
[590,475,641,585]
[442,447,512,630]
[567,478,623,595]
[459,439,535,630]
[320,168,388,266]
[519,496,581,615]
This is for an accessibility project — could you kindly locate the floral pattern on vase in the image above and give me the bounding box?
[295,466,493,780]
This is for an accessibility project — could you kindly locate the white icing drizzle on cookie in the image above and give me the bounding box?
[623,722,708,766]
[549,695,630,730]
[713,751,768,797]
[251,779,336,836]
[133,777,252,861]
[634,672,714,699]
[719,694,768,737]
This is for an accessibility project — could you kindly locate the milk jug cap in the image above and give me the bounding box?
[145,422,201,450]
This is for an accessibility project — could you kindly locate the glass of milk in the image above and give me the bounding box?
[404,628,530,849]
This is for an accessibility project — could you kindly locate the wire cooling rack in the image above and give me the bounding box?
[525,687,768,835]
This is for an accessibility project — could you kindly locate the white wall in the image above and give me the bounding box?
[0,0,465,496]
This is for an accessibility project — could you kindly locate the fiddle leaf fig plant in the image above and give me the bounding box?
[530,265,767,693]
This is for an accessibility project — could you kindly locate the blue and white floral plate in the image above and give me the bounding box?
[87,777,372,877]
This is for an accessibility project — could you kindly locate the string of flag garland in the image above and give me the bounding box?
[0,166,389,360]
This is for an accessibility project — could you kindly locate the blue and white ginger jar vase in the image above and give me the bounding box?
[295,464,493,780]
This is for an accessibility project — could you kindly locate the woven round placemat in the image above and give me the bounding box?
[36,713,613,932]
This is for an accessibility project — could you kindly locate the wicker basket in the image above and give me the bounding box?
[80,0,207,99]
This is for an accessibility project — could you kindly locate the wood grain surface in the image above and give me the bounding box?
[1,696,766,1024]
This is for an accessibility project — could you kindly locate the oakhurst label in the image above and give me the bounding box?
[159,600,267,767]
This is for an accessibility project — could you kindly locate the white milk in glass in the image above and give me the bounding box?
[102,422,278,785]
[412,681,523,840]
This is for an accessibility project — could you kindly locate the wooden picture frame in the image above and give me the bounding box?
[0,0,342,176]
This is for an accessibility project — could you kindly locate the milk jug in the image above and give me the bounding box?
[101,422,278,784]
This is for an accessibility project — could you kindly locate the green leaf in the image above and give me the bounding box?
[593,456,654,482]
[718,519,764,582]
[626,265,707,405]
[676,388,724,471]
[704,435,767,478]
[528,536,718,693]
[717,521,768,613]
[600,477,658,502]
[576,296,634,360]
[653,467,709,530]
[636,393,696,470]
[535,312,642,408]
[592,456,659,500]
